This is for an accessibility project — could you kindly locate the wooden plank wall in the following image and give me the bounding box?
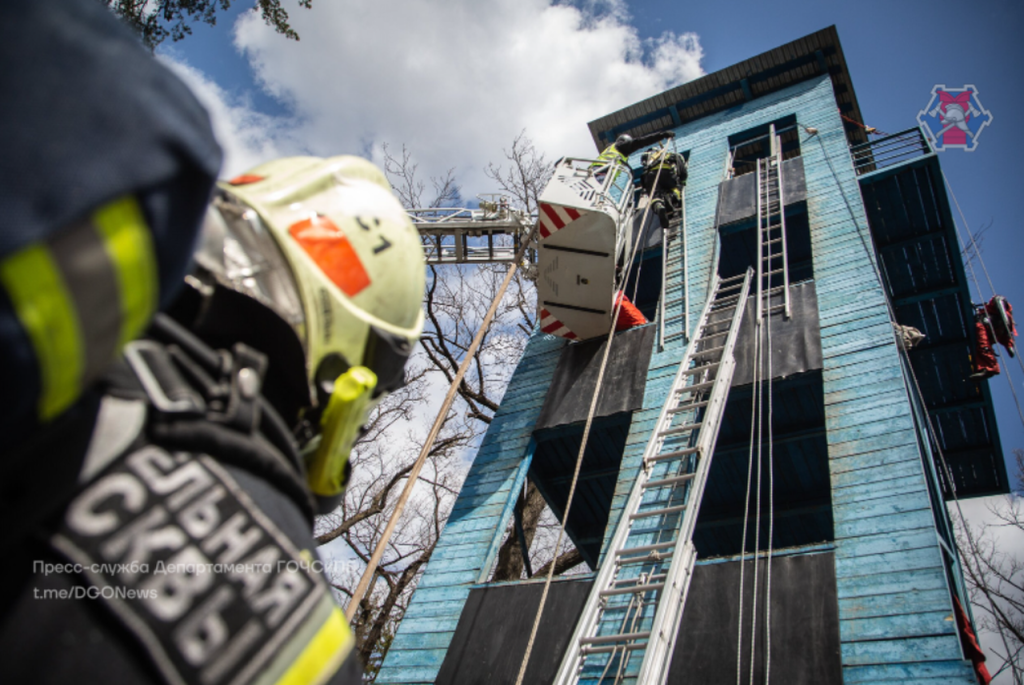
[597,75,976,683]
[381,74,977,684]
[376,332,565,684]
[799,78,975,683]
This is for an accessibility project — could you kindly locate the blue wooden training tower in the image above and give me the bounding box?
[378,26,1006,685]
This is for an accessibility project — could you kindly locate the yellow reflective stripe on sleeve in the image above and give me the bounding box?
[275,607,354,685]
[0,243,84,420]
[92,195,158,349]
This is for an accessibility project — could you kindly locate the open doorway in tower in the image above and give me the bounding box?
[486,323,659,582]
[693,257,834,558]
[725,114,802,180]
[692,118,834,559]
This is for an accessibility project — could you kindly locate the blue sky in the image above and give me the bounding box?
[158,2,1024,673]
[161,0,1023,478]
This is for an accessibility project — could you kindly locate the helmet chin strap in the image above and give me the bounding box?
[177,276,312,426]
[305,365,377,511]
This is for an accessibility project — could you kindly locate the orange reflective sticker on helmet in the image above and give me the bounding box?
[228,174,265,185]
[288,215,371,297]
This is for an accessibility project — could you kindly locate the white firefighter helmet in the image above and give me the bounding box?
[193,156,426,500]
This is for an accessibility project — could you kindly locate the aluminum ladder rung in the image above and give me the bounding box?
[581,643,648,656]
[711,294,741,307]
[630,503,688,520]
[618,553,673,566]
[691,345,726,360]
[667,399,709,415]
[580,631,651,646]
[646,446,700,463]
[697,329,730,341]
[611,573,667,585]
[699,320,732,333]
[616,541,677,558]
[600,581,665,598]
[554,269,752,685]
[682,361,720,377]
[645,472,696,489]
[675,380,714,395]
[657,421,702,437]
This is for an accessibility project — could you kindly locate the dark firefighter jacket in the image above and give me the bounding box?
[0,2,360,683]
[595,130,676,166]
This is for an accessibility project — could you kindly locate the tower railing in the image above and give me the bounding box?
[850,127,934,176]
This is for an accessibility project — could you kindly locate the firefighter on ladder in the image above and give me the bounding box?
[0,1,424,683]
[594,130,677,170]
[641,145,688,229]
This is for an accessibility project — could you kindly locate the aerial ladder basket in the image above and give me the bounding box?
[537,157,637,341]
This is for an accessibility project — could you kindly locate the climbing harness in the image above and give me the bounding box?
[942,169,1024,429]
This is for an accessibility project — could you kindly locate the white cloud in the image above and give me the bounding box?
[206,0,704,196]
[158,56,305,177]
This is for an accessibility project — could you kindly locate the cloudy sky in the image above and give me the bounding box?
[160,0,704,193]
[154,0,1024,677]
[157,0,1024,469]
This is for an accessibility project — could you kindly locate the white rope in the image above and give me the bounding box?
[735,287,760,685]
[817,121,1018,682]
[514,174,661,685]
[941,169,1024,430]
[596,590,639,685]
[346,221,540,620]
[887,169,1022,676]
[747,311,764,685]
[764,276,775,684]
[942,170,996,297]
[631,146,674,303]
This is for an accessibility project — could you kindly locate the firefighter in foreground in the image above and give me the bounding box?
[0,1,424,683]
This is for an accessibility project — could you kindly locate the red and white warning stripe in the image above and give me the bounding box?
[540,307,579,340]
[538,203,583,239]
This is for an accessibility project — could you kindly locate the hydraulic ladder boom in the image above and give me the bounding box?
[410,195,533,265]
[554,268,754,685]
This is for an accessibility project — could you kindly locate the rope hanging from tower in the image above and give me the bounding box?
[515,166,667,685]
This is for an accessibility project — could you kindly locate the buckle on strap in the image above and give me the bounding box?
[124,340,206,414]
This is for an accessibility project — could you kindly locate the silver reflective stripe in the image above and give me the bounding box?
[48,219,123,388]
[79,396,147,483]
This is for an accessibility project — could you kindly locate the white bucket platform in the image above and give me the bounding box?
[536,157,636,341]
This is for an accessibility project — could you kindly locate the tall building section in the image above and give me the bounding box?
[380,26,1004,684]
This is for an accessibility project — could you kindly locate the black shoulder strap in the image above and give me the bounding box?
[111,314,316,523]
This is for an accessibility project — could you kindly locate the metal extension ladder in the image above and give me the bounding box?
[554,268,754,685]
[755,125,791,320]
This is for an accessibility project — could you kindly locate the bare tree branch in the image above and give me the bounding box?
[318,134,549,680]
